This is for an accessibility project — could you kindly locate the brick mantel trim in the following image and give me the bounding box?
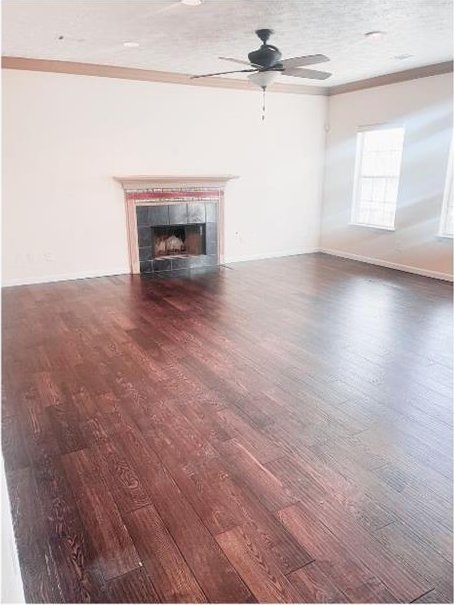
[115,175,238,273]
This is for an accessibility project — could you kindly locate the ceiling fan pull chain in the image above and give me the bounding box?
[262,86,266,121]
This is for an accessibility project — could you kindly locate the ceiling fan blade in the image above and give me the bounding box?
[190,68,258,79]
[282,67,332,80]
[219,56,262,68]
[280,54,329,68]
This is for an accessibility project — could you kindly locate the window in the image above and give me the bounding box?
[439,144,453,237]
[351,126,405,230]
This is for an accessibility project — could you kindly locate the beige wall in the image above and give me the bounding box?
[320,73,453,279]
[2,69,327,286]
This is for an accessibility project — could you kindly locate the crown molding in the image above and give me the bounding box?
[1,56,325,95]
[2,56,452,97]
[327,61,453,96]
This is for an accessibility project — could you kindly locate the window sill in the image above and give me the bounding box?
[437,233,453,240]
[349,222,395,232]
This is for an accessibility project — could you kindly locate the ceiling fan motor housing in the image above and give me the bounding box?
[248,44,282,69]
[248,28,282,69]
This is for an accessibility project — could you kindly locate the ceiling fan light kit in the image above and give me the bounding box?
[190,29,331,119]
[247,70,279,89]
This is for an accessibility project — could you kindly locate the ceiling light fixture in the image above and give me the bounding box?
[190,30,331,122]
[394,53,414,60]
[123,41,140,48]
[181,0,202,5]
[364,30,386,40]
[247,70,280,121]
[247,70,279,89]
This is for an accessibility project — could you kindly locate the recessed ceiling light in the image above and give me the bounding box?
[364,31,386,40]
[123,41,140,48]
[181,0,202,5]
[57,34,85,42]
[394,53,414,60]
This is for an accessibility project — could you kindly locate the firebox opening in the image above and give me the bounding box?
[152,224,206,258]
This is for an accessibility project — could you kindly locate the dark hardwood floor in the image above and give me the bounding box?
[2,253,453,603]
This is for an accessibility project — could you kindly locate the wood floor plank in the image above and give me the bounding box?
[373,521,453,602]
[266,453,397,534]
[277,502,422,602]
[34,371,67,406]
[277,501,395,603]
[124,504,206,603]
[413,587,453,603]
[1,414,29,471]
[114,426,255,603]
[61,448,141,581]
[167,456,245,535]
[32,452,107,602]
[105,568,160,604]
[46,403,88,455]
[3,254,452,603]
[5,467,64,604]
[216,525,303,603]
[171,455,313,573]
[216,407,283,463]
[310,437,453,562]
[219,438,298,511]
[91,437,152,514]
[287,562,350,603]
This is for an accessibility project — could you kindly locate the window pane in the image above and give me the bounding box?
[440,147,453,238]
[443,182,453,236]
[372,178,386,202]
[384,178,399,202]
[445,211,453,236]
[352,127,405,229]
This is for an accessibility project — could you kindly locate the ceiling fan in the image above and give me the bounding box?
[190,28,332,88]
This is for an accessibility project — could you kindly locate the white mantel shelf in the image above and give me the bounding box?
[114,175,238,190]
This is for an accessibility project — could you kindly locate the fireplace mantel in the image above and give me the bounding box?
[115,174,238,191]
[115,175,237,274]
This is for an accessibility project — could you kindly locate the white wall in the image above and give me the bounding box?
[2,69,327,286]
[1,461,25,603]
[321,73,453,279]
[4,69,452,286]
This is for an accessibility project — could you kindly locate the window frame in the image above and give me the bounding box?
[350,123,405,231]
[439,141,453,239]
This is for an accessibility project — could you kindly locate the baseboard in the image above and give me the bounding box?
[2,251,319,286]
[320,248,453,282]
[224,248,319,264]
[2,267,130,287]
[4,249,451,285]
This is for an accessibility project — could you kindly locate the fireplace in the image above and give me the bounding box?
[135,201,218,273]
[115,175,237,274]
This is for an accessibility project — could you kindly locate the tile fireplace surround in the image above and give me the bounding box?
[115,175,237,274]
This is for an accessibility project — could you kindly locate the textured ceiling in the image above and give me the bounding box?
[2,0,453,87]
